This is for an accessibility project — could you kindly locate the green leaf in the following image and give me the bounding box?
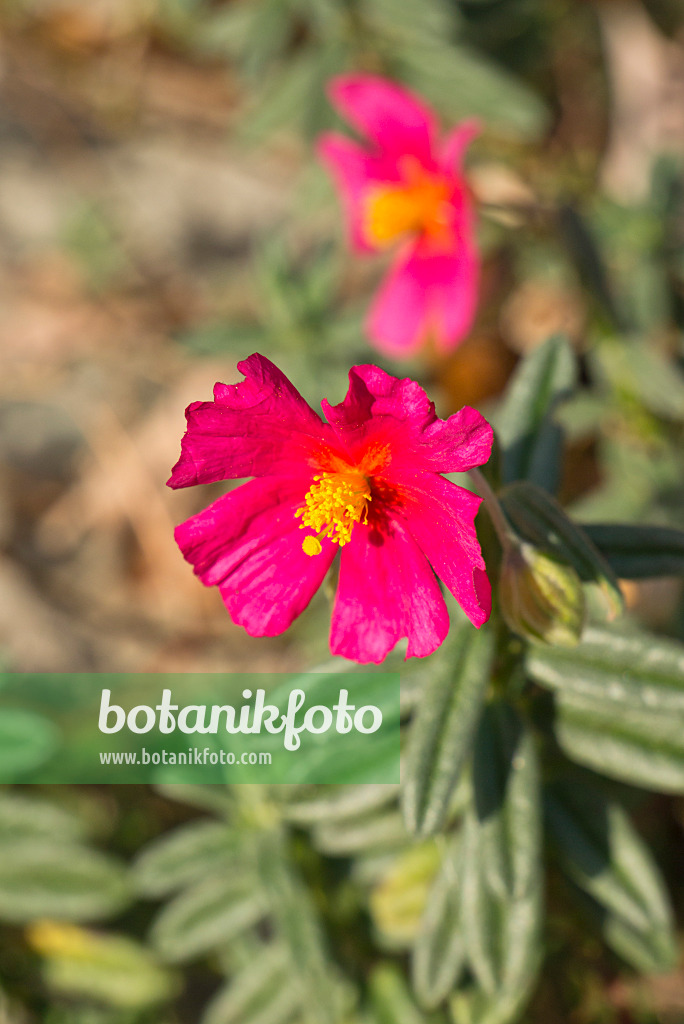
[370,962,427,1024]
[31,923,175,1010]
[556,203,623,330]
[281,784,399,825]
[527,625,684,713]
[370,844,441,950]
[458,708,543,1024]
[545,780,677,971]
[495,335,577,490]
[257,834,342,1024]
[500,482,624,620]
[240,0,295,79]
[582,522,684,578]
[150,874,266,963]
[365,0,459,48]
[603,913,678,975]
[0,794,83,843]
[0,842,130,923]
[312,810,408,857]
[471,703,541,902]
[0,708,59,779]
[411,838,465,1009]
[552,690,684,793]
[402,624,494,837]
[396,40,549,140]
[592,337,684,422]
[132,820,246,898]
[201,946,293,1024]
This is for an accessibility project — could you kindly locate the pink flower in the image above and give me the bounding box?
[318,74,480,357]
[168,354,492,664]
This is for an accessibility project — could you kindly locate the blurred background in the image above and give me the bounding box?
[1,0,684,1020]
[2,0,684,675]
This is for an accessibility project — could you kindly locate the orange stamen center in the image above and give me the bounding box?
[364,158,451,247]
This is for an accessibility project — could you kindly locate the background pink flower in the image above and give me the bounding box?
[318,73,480,357]
[168,354,492,664]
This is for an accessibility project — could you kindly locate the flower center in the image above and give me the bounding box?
[296,469,372,556]
[364,158,452,248]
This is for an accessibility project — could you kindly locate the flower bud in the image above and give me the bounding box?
[499,541,585,647]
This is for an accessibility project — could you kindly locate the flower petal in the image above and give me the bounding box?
[175,476,336,636]
[317,134,400,253]
[399,474,491,628]
[417,190,479,352]
[366,210,479,356]
[168,354,333,489]
[322,364,493,474]
[365,246,432,356]
[440,119,480,174]
[328,74,437,163]
[330,517,449,663]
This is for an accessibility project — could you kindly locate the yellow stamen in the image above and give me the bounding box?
[364,159,451,247]
[302,535,322,557]
[297,470,372,555]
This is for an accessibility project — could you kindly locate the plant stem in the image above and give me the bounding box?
[469,468,514,553]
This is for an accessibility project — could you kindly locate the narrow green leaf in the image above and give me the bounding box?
[370,962,427,1024]
[527,625,684,713]
[459,709,543,1023]
[0,842,130,923]
[411,838,465,1009]
[312,810,407,856]
[553,690,684,793]
[501,482,624,620]
[557,203,623,330]
[201,946,293,1024]
[396,40,549,140]
[281,784,399,825]
[257,834,341,1024]
[240,0,293,79]
[592,337,684,422]
[460,822,542,1021]
[33,926,175,1010]
[603,912,678,975]
[582,522,684,578]
[206,984,300,1024]
[132,821,246,898]
[150,875,266,963]
[0,794,83,843]
[472,703,541,901]
[365,0,457,48]
[546,780,677,971]
[402,624,494,837]
[495,335,576,489]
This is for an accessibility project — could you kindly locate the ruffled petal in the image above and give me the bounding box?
[330,517,449,663]
[398,474,491,628]
[440,119,480,174]
[317,134,400,253]
[321,364,493,474]
[168,353,333,489]
[174,476,336,636]
[328,74,437,163]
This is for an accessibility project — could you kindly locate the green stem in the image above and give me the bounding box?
[469,468,514,554]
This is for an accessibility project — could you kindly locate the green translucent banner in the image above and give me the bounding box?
[0,670,400,784]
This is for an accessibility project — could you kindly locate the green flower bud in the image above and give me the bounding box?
[499,540,585,647]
